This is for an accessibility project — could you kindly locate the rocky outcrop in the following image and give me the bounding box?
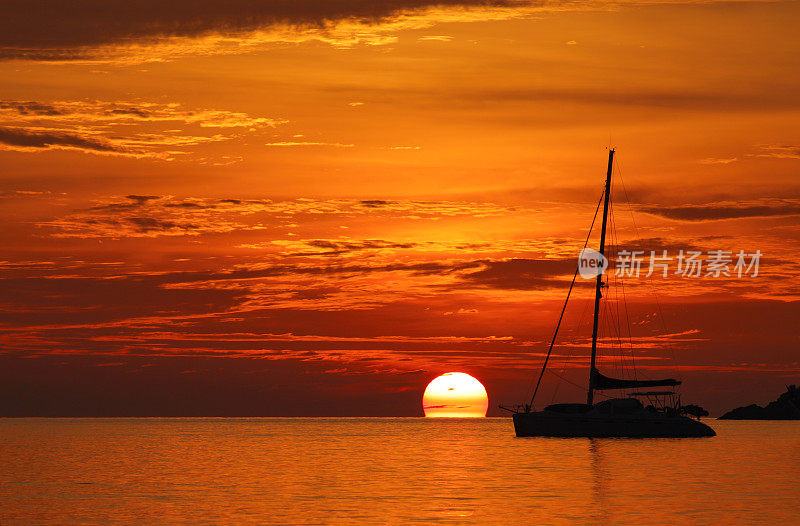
[719,384,800,420]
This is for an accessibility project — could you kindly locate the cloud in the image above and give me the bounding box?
[40,195,518,238]
[264,141,354,147]
[641,200,800,221]
[459,258,575,290]
[293,239,419,256]
[43,212,252,238]
[2,185,799,417]
[40,195,248,237]
[443,308,479,315]
[0,126,127,155]
[126,195,161,204]
[360,200,392,208]
[0,0,547,63]
[755,145,800,160]
[699,157,737,164]
[27,193,792,316]
[419,35,453,41]
[0,99,284,160]
[0,100,283,128]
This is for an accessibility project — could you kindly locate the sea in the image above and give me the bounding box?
[1,418,798,525]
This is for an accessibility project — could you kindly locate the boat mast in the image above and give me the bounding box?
[587,148,614,406]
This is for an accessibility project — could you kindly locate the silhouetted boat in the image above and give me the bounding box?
[501,149,715,438]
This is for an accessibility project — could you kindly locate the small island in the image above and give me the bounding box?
[719,385,800,420]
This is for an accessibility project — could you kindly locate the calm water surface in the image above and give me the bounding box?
[1,418,799,524]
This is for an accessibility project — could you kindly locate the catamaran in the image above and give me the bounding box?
[502,149,715,438]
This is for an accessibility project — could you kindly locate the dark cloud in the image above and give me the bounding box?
[50,214,218,236]
[0,126,124,153]
[0,100,150,118]
[108,107,151,118]
[460,258,575,290]
[461,88,798,112]
[127,217,200,232]
[605,237,706,255]
[125,195,161,204]
[642,203,800,221]
[0,0,517,60]
[360,199,393,208]
[164,202,213,209]
[0,101,64,116]
[157,260,482,285]
[298,239,418,256]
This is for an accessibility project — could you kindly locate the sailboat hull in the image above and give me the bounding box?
[513,408,716,438]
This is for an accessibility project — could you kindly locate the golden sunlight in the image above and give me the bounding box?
[422,372,488,418]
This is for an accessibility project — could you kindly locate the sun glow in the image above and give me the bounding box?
[422,372,489,418]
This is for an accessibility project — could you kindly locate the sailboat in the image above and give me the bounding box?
[502,149,715,438]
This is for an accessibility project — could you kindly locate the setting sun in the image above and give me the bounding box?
[422,372,489,418]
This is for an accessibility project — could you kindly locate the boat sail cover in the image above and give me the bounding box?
[591,368,681,390]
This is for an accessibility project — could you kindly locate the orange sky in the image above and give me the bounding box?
[1,0,799,416]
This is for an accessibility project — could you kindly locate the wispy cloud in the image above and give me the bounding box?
[0,126,129,156]
[0,100,282,128]
[265,141,353,147]
[699,157,737,164]
[418,35,454,41]
[755,145,800,160]
[0,100,284,160]
[37,195,518,238]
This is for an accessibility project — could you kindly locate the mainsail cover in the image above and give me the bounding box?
[592,368,681,390]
